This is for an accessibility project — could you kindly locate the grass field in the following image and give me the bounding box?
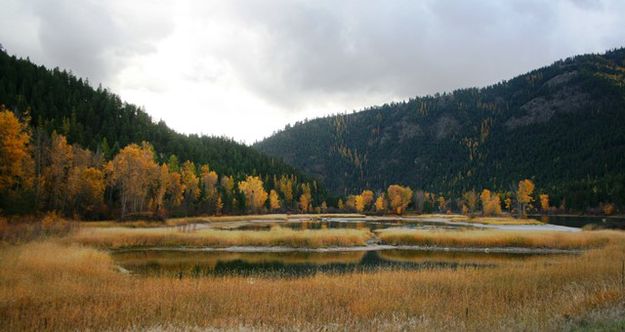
[1,232,625,330]
[377,229,611,249]
[71,226,372,249]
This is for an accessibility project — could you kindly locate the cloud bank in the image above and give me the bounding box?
[1,0,624,142]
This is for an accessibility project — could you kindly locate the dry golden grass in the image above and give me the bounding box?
[79,213,366,228]
[377,249,561,266]
[71,226,372,249]
[1,232,625,330]
[377,229,611,249]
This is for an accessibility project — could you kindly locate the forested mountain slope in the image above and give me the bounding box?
[255,48,625,209]
[0,49,308,181]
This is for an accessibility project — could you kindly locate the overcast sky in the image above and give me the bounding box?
[1,0,624,143]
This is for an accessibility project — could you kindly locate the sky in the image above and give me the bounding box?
[1,0,624,144]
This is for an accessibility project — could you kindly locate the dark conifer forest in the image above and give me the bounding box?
[255,48,625,210]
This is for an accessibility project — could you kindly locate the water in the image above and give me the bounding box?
[208,219,473,232]
[535,215,625,229]
[113,249,559,278]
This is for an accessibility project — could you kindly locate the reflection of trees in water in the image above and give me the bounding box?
[117,250,502,278]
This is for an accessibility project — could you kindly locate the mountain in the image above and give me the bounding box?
[0,49,314,184]
[255,48,625,210]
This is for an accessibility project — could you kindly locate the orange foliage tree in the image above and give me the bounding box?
[0,108,32,195]
[238,176,268,213]
[387,185,413,215]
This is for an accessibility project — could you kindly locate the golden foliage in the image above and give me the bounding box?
[540,194,550,212]
[480,189,502,216]
[387,184,413,215]
[67,166,105,214]
[461,191,478,215]
[238,176,268,212]
[276,175,295,208]
[517,179,535,216]
[269,189,281,211]
[181,161,200,202]
[108,142,159,218]
[354,195,365,213]
[375,194,386,212]
[361,190,374,209]
[299,183,312,213]
[0,108,32,193]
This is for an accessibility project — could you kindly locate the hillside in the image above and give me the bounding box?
[0,49,310,181]
[255,48,625,210]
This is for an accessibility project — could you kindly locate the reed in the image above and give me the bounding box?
[71,226,372,249]
[1,233,624,331]
[377,229,611,249]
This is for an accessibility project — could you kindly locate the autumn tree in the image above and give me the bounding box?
[200,164,218,214]
[166,170,184,212]
[337,199,345,210]
[462,190,478,216]
[42,133,73,212]
[152,164,170,217]
[539,194,550,213]
[354,195,365,213]
[504,193,513,213]
[269,189,281,211]
[375,194,386,213]
[181,161,200,215]
[299,183,312,213]
[238,176,268,213]
[67,166,104,217]
[480,189,502,216]
[0,108,33,211]
[517,179,535,217]
[387,185,413,215]
[277,175,295,208]
[108,143,159,219]
[361,190,374,211]
[320,201,328,213]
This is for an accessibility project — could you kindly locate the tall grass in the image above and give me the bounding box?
[377,229,611,249]
[71,226,372,249]
[1,233,625,330]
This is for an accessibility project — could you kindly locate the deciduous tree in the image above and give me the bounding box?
[0,108,31,194]
[269,189,281,211]
[238,176,268,213]
[517,179,535,217]
[387,185,413,215]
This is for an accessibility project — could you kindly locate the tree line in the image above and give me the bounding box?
[1,106,618,219]
[0,107,325,219]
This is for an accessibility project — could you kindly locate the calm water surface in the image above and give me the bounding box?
[113,249,563,278]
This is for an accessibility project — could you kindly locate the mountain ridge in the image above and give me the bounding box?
[254,48,625,210]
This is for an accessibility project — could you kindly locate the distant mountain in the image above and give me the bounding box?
[0,49,313,184]
[255,48,625,210]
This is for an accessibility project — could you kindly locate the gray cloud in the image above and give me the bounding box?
[205,0,625,109]
[1,0,174,85]
[1,0,624,142]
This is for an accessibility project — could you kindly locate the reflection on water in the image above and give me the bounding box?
[214,219,471,232]
[113,249,558,278]
[536,215,625,229]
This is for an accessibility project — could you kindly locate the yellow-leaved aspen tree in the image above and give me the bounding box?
[517,179,535,217]
[269,189,281,211]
